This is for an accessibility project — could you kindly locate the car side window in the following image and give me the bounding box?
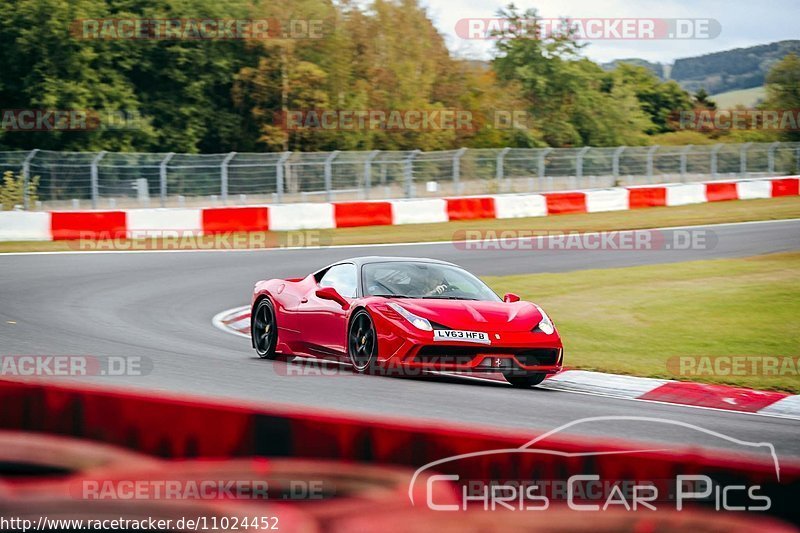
[318,263,358,298]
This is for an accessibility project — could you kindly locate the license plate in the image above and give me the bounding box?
[433,330,490,344]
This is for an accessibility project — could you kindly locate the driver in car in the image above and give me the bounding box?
[422,269,450,296]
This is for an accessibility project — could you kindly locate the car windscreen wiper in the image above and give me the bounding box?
[370,294,413,298]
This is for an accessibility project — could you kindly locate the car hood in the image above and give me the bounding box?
[386,299,544,333]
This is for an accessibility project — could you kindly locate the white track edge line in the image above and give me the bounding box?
[211,306,250,339]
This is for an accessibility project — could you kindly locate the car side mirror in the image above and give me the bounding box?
[503,293,521,303]
[316,286,350,309]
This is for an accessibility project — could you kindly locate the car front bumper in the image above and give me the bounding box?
[372,314,564,375]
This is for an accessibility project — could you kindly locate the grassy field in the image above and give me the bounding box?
[485,252,800,392]
[710,86,766,108]
[1,196,799,253]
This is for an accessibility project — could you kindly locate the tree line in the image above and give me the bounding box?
[670,40,800,94]
[1,0,798,154]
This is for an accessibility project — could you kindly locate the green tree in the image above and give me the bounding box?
[491,7,653,147]
[609,64,693,134]
[693,88,717,110]
[763,53,800,141]
[0,171,39,210]
[0,0,155,151]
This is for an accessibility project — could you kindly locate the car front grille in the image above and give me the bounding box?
[414,346,559,366]
[514,349,560,366]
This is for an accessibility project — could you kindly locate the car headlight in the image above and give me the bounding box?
[534,305,555,335]
[388,303,433,331]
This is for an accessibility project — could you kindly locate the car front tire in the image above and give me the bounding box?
[348,309,377,373]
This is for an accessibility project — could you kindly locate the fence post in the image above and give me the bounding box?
[90,151,107,209]
[538,148,552,191]
[404,150,420,198]
[496,147,510,182]
[767,141,780,175]
[276,152,291,203]
[364,150,380,199]
[159,152,175,207]
[324,150,340,202]
[452,147,467,194]
[575,146,590,188]
[612,146,625,184]
[740,142,752,178]
[646,145,659,182]
[710,144,723,179]
[21,149,39,210]
[220,152,236,204]
[680,145,692,182]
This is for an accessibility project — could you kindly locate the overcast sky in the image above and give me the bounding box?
[421,0,798,63]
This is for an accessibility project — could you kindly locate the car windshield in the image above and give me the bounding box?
[362,261,501,301]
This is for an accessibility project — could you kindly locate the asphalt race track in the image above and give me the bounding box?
[1,219,799,462]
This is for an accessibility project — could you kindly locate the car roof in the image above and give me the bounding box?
[316,256,458,274]
[341,256,457,267]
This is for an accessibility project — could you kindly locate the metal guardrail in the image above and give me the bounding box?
[1,142,798,210]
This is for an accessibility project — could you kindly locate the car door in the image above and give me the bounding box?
[298,263,358,356]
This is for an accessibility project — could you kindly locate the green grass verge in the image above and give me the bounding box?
[484,252,800,393]
[1,196,798,253]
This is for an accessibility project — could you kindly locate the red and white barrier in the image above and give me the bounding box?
[49,210,127,240]
[705,182,739,202]
[126,208,203,236]
[492,194,547,219]
[543,191,587,214]
[0,176,796,241]
[335,201,393,228]
[269,203,335,231]
[0,211,50,241]
[771,177,800,196]
[737,179,773,200]
[665,183,707,206]
[445,197,496,220]
[628,186,667,208]
[585,188,629,213]
[391,199,449,224]
[202,206,268,234]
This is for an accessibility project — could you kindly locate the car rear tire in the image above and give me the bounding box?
[348,309,377,373]
[504,373,547,388]
[252,298,279,359]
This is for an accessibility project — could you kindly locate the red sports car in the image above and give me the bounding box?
[251,256,563,387]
